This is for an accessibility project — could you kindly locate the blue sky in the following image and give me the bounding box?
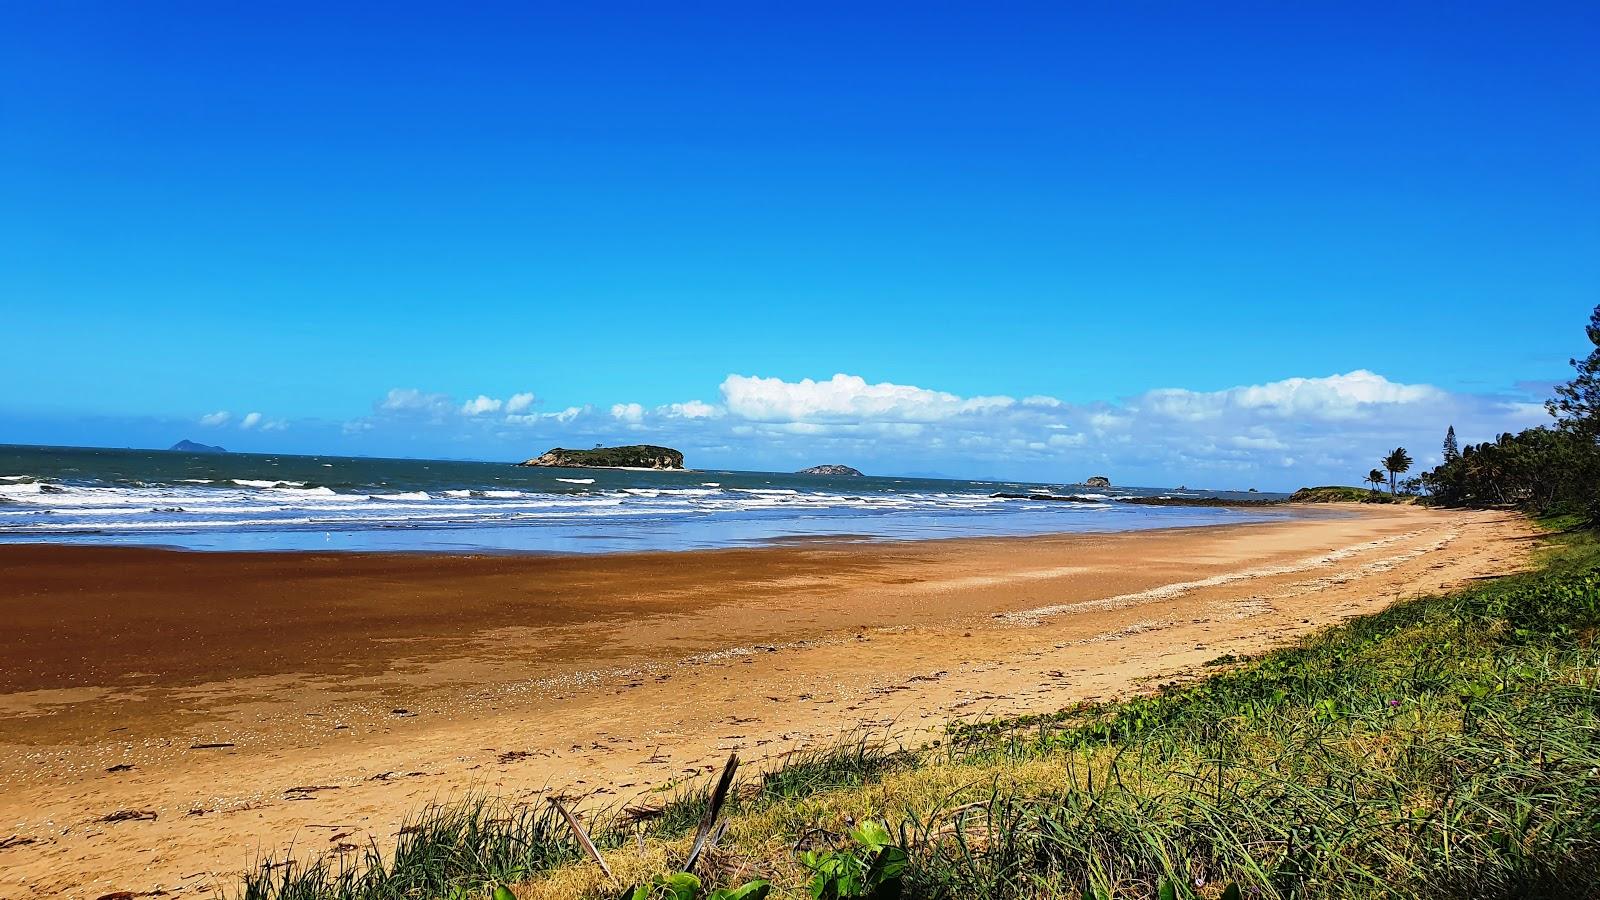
[2,2,1596,488]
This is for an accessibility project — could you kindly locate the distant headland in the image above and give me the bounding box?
[796,464,862,476]
[518,445,684,470]
[169,439,227,454]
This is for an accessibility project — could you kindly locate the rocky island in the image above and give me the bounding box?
[169,439,227,454]
[519,445,685,470]
[1084,475,1111,487]
[796,464,863,476]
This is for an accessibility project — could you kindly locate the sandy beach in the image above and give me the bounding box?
[0,506,1536,898]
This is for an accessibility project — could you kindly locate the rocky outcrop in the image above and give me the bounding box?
[170,439,227,454]
[797,464,863,476]
[1084,475,1111,488]
[518,445,684,470]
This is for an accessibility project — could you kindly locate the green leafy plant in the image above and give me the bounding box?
[617,872,770,900]
[800,820,907,899]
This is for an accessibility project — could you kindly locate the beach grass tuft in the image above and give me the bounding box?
[239,796,588,900]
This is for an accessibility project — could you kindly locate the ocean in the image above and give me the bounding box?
[0,444,1291,553]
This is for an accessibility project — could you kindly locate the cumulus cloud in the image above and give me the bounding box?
[380,388,457,418]
[610,402,645,423]
[505,392,537,414]
[239,412,263,429]
[699,370,1545,486]
[461,395,503,416]
[660,400,722,419]
[199,410,230,427]
[1138,370,1448,422]
[720,373,1016,422]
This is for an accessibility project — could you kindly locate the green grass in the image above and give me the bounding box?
[240,798,587,900]
[890,526,1600,898]
[238,523,1600,900]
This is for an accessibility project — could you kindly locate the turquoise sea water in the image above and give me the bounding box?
[0,444,1292,553]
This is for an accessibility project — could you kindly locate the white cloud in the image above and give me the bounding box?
[380,388,456,417]
[336,370,1551,490]
[660,400,722,419]
[505,405,585,426]
[239,412,263,430]
[199,411,230,427]
[461,395,503,416]
[1138,370,1448,422]
[720,373,1016,422]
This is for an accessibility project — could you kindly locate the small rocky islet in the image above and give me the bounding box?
[796,464,863,476]
[169,439,228,454]
[518,445,685,470]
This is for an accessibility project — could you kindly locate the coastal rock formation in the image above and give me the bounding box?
[519,445,685,470]
[169,439,227,454]
[1084,475,1111,488]
[797,464,863,476]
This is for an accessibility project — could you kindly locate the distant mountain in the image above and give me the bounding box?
[796,464,863,476]
[169,439,227,454]
[518,445,684,470]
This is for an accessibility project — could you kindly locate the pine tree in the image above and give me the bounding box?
[1548,304,1600,437]
[1443,425,1459,463]
[1546,303,1600,521]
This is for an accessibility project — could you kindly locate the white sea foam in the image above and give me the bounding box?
[0,468,1261,549]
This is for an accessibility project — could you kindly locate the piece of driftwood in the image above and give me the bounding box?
[549,797,613,879]
[685,752,740,873]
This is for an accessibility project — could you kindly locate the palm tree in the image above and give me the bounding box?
[1367,468,1385,493]
[1383,447,1413,494]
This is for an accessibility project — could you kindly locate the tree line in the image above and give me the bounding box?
[1415,303,1600,523]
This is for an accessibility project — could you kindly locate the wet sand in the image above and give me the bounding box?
[0,506,1537,898]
